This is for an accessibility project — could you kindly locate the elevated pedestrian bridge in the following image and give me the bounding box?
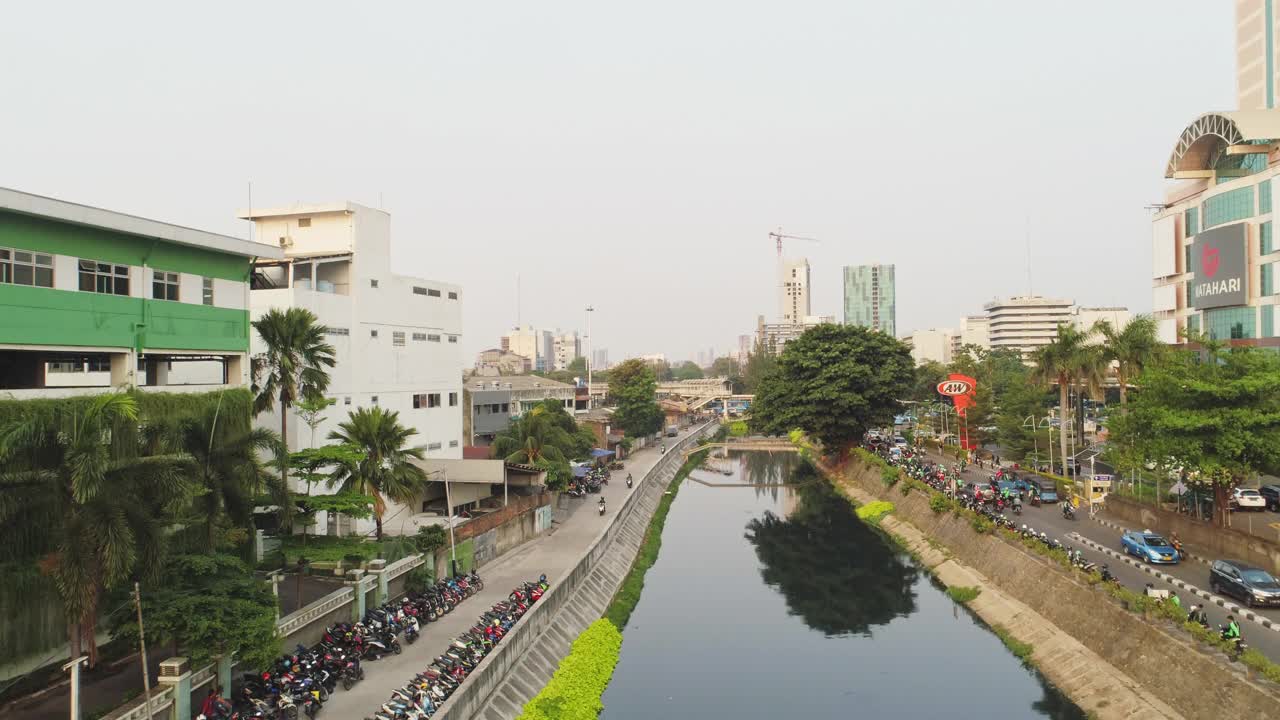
[682,436,798,458]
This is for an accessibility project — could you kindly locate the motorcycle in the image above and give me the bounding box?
[626,474,633,489]
[1062,503,1076,521]
[598,497,606,516]
[1220,626,1248,659]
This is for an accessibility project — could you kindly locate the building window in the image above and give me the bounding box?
[428,334,441,342]
[1262,180,1274,215]
[1264,305,1276,339]
[1184,245,1192,273]
[448,335,458,343]
[1265,262,1278,297]
[413,392,443,409]
[427,442,443,451]
[48,361,83,373]
[87,357,110,372]
[202,277,214,305]
[152,270,180,301]
[448,291,458,300]
[79,259,130,295]
[427,288,441,297]
[0,249,54,287]
[501,402,509,412]
[449,440,459,448]
[1202,186,1255,229]
[1184,207,1199,237]
[413,286,428,295]
[393,331,406,346]
[344,396,352,405]
[371,395,379,405]
[298,217,312,227]
[428,392,441,408]
[326,327,350,336]
[370,329,379,338]
[412,332,427,341]
[1205,306,1256,340]
[449,392,458,406]
[1264,222,1275,255]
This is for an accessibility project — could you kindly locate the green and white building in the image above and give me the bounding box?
[0,187,281,396]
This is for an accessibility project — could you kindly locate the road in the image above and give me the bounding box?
[915,447,1280,663]
[320,425,706,719]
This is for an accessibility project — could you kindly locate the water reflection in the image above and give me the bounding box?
[601,453,1085,719]
[744,470,919,636]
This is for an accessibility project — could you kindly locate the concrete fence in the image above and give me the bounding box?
[430,422,718,720]
[1105,494,1280,574]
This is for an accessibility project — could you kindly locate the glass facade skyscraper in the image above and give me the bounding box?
[843,264,896,336]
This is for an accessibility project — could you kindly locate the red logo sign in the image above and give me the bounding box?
[1202,245,1220,278]
[936,380,972,396]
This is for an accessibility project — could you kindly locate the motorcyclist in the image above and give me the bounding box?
[1061,499,1074,518]
[1012,494,1023,514]
[1169,530,1183,557]
[1223,616,1242,641]
[598,496,606,515]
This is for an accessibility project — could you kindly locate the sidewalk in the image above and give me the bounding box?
[320,425,704,718]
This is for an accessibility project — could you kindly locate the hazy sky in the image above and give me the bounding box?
[0,1,1235,362]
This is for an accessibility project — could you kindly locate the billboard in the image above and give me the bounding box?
[1190,223,1247,309]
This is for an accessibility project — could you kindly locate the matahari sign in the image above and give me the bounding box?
[1190,223,1247,309]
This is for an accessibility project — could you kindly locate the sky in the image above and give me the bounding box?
[0,1,1236,362]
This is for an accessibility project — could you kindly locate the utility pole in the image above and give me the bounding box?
[133,583,154,720]
[63,655,88,720]
[585,305,594,409]
[444,468,457,576]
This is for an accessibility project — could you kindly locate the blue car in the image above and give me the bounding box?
[1121,531,1180,564]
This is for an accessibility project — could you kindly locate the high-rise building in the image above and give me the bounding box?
[503,325,554,371]
[983,296,1074,356]
[779,258,811,323]
[552,331,581,371]
[910,328,955,365]
[757,314,833,356]
[843,264,896,336]
[592,348,609,370]
[1236,1,1280,110]
[736,334,753,363]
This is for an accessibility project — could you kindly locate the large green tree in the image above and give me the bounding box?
[608,359,665,437]
[251,307,337,488]
[110,553,279,670]
[709,356,741,379]
[742,342,778,393]
[0,394,192,667]
[672,360,704,381]
[1109,346,1280,526]
[910,360,948,402]
[749,324,914,452]
[1031,324,1104,473]
[1094,315,1160,410]
[328,407,426,539]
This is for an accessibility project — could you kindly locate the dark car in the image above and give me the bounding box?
[1259,484,1280,512]
[1209,560,1280,608]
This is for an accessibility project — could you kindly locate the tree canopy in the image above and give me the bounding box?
[749,324,913,451]
[327,407,426,539]
[671,360,704,381]
[1109,345,1280,526]
[607,359,664,437]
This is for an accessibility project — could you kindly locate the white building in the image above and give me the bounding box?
[1073,306,1131,336]
[909,328,955,365]
[956,315,990,350]
[503,325,554,372]
[245,201,463,533]
[552,331,581,371]
[983,296,1075,356]
[779,258,812,323]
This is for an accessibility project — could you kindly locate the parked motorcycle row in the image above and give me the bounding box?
[195,574,483,720]
[565,467,610,497]
[364,576,550,720]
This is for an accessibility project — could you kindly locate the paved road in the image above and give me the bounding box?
[321,426,705,719]
[914,447,1280,663]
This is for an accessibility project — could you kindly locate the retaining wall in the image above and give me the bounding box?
[1105,495,1280,575]
[430,424,718,720]
[841,459,1280,720]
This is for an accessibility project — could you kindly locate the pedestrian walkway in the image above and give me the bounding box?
[321,426,706,719]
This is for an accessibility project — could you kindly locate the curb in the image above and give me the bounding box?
[1067,532,1280,633]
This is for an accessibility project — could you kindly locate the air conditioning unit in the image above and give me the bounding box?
[278,236,294,248]
[159,657,190,677]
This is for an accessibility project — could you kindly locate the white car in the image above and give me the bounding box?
[1233,488,1267,511]
[893,436,909,448]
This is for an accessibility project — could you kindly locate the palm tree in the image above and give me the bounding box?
[173,402,285,552]
[1032,324,1098,475]
[0,394,191,667]
[1094,315,1160,410]
[252,308,337,489]
[328,407,426,539]
[491,406,574,466]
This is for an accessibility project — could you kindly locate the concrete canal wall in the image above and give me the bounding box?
[430,424,718,720]
[838,458,1280,720]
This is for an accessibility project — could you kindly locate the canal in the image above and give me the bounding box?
[601,451,1086,719]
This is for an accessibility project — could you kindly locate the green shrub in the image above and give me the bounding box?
[518,619,623,720]
[991,624,1033,662]
[405,565,433,593]
[414,525,448,554]
[929,494,952,514]
[881,467,900,487]
[728,421,749,437]
[946,586,981,604]
[969,515,993,534]
[855,501,895,525]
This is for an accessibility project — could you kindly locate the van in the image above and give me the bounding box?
[666,425,679,437]
[1033,478,1059,503]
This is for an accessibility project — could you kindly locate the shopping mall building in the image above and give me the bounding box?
[1151,2,1280,347]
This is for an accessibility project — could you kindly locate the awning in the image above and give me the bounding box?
[590,448,615,458]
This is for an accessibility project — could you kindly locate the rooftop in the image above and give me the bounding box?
[0,186,282,260]
[465,374,576,392]
[237,201,383,220]
[1166,111,1280,178]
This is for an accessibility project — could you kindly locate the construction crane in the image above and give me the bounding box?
[769,228,819,258]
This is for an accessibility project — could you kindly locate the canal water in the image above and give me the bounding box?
[601,451,1085,719]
